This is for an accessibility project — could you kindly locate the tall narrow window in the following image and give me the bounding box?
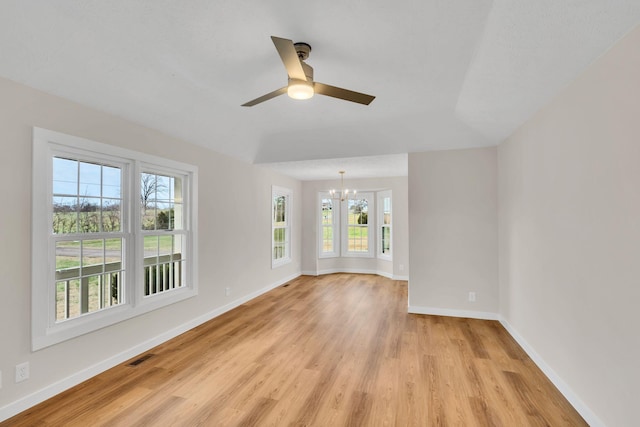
[272,186,292,267]
[319,193,338,258]
[377,190,392,260]
[141,171,186,296]
[342,192,374,257]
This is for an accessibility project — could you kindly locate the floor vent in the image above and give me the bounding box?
[128,354,155,366]
[283,284,290,287]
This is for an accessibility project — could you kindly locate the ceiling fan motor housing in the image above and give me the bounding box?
[294,42,311,60]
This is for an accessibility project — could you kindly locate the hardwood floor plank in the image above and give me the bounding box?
[1,274,588,426]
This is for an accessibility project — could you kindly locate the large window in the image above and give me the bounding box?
[272,186,292,267]
[377,190,392,260]
[33,128,198,350]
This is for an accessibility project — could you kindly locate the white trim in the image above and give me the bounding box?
[302,268,403,279]
[499,318,605,427]
[408,305,501,320]
[0,272,301,422]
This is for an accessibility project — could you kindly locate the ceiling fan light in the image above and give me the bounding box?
[287,80,314,100]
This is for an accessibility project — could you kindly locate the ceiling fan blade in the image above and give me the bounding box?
[241,87,287,107]
[314,82,375,105]
[271,36,308,81]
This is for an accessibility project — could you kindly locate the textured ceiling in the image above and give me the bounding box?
[0,1,639,180]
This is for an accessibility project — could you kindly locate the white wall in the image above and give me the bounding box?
[408,147,499,317]
[301,177,409,279]
[0,77,301,418]
[498,24,640,427]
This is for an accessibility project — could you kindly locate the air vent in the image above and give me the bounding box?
[128,354,155,366]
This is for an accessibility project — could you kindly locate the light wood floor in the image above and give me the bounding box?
[4,274,587,426]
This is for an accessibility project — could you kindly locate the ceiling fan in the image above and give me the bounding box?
[242,36,375,107]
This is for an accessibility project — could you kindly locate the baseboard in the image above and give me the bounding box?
[408,305,501,320]
[499,318,605,427]
[0,272,301,422]
[303,268,402,280]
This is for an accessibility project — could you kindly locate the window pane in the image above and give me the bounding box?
[79,161,102,197]
[141,173,155,207]
[144,235,159,264]
[323,226,333,252]
[55,238,123,322]
[82,239,104,270]
[156,202,174,230]
[78,197,101,233]
[102,166,121,198]
[322,199,333,225]
[273,195,286,224]
[102,199,121,232]
[348,199,368,225]
[53,157,78,195]
[56,240,81,272]
[141,173,182,230]
[53,158,122,234]
[53,196,78,234]
[348,226,368,252]
[383,197,391,225]
[156,175,172,201]
[382,226,391,254]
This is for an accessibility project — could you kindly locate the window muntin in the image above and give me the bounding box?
[378,191,392,260]
[33,127,198,350]
[272,186,292,267]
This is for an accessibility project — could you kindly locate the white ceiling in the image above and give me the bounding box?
[1,1,639,180]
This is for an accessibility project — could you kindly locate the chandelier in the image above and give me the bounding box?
[330,171,356,202]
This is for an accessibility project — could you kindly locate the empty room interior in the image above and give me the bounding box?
[0,1,639,426]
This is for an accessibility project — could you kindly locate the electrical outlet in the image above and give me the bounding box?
[15,362,29,383]
[468,292,476,302]
[225,287,231,297]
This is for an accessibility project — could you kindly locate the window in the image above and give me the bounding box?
[52,157,127,323]
[341,192,374,257]
[319,193,339,258]
[33,128,198,350]
[377,190,392,260]
[272,186,292,267]
[141,171,186,296]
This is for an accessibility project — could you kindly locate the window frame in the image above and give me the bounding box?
[341,191,374,258]
[32,127,198,350]
[318,192,339,258]
[271,185,292,268]
[377,190,392,261]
